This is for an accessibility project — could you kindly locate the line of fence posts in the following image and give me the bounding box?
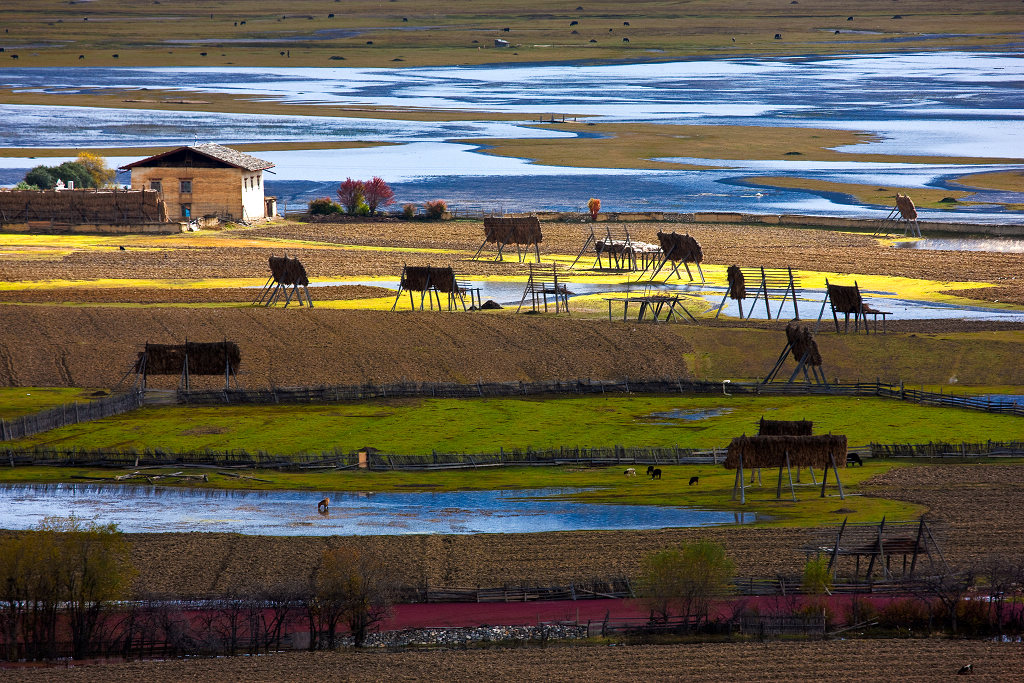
[174,379,1024,417]
[0,390,143,442]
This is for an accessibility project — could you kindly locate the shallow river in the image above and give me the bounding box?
[2,52,1023,219]
[0,484,759,535]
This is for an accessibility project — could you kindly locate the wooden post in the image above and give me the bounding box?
[830,451,845,499]
[785,452,796,502]
[819,458,828,497]
[908,517,925,577]
[827,517,847,574]
[738,452,745,504]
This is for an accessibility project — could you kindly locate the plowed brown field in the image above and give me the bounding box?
[5,639,1021,682]
[2,306,1023,388]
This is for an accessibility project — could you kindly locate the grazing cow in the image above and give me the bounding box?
[624,467,636,477]
[689,476,699,486]
[957,664,973,675]
[650,468,662,480]
[317,497,330,514]
[646,465,655,476]
[847,453,864,467]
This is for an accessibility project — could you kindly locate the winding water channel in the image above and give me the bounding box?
[2,51,1022,219]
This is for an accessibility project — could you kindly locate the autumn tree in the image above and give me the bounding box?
[0,517,135,661]
[76,152,118,187]
[637,540,734,627]
[588,197,601,220]
[363,176,396,215]
[314,546,396,647]
[336,178,366,214]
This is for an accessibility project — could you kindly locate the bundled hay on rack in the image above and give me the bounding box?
[786,322,822,366]
[826,284,862,314]
[483,216,542,246]
[724,434,847,469]
[268,256,309,286]
[657,232,703,263]
[136,341,241,375]
[400,266,461,294]
[727,265,746,300]
[895,193,918,220]
[0,188,167,224]
[758,418,813,436]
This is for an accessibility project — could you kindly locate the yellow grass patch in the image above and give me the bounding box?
[749,177,978,210]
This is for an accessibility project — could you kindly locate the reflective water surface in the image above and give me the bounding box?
[0,484,759,535]
[2,52,1023,218]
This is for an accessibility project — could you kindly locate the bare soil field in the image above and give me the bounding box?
[5,639,1021,682]
[2,305,1023,388]
[0,284,392,305]
[118,526,809,599]
[861,463,1024,566]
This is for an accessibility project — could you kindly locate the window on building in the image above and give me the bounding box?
[256,175,261,188]
[180,179,192,194]
[150,181,162,193]
[181,203,192,219]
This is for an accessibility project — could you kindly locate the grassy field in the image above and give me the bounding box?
[2,0,1020,68]
[0,387,101,418]
[6,394,1023,455]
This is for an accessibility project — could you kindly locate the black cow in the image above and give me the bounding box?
[847,453,864,467]
[650,468,662,480]
[689,476,699,486]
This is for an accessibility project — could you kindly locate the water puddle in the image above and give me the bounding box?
[0,484,759,535]
[893,238,1024,253]
[324,278,1024,322]
[644,407,733,425]
[971,394,1024,406]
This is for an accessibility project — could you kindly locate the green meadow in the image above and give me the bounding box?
[6,394,1022,456]
[0,387,102,419]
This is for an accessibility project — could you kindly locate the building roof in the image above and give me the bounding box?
[119,143,275,172]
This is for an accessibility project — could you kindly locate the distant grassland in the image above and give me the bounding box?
[466,123,1021,169]
[6,394,1023,456]
[2,0,1020,68]
[0,387,99,419]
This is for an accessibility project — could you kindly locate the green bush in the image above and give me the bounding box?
[801,556,833,595]
[636,539,734,625]
[308,197,342,215]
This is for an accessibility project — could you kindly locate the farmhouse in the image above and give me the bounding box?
[120,143,276,222]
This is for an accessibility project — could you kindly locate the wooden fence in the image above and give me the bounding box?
[0,390,144,442]
[176,378,1024,418]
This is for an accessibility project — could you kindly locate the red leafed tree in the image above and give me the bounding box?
[336,178,365,214]
[363,176,396,215]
